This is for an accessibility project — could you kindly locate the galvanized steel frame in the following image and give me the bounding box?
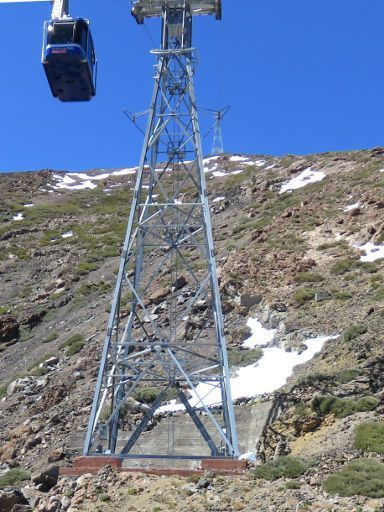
[84,1,239,459]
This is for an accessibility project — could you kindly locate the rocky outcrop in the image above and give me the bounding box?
[0,316,19,344]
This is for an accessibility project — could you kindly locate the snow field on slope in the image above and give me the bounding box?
[157,318,338,414]
[279,168,326,194]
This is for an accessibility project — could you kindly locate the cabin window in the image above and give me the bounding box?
[74,22,88,51]
[50,23,74,45]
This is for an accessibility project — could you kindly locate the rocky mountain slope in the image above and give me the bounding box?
[0,148,383,511]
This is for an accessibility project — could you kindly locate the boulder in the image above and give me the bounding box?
[240,294,262,308]
[0,490,28,512]
[7,378,32,396]
[32,467,59,492]
[148,287,169,304]
[0,316,19,344]
[47,448,65,463]
[171,276,187,291]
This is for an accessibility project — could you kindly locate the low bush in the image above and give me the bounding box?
[253,456,308,481]
[76,262,98,275]
[285,480,301,490]
[354,422,384,453]
[77,281,112,297]
[323,458,384,497]
[0,385,7,398]
[292,288,315,305]
[333,291,353,300]
[331,258,358,275]
[59,334,86,356]
[0,305,9,316]
[294,272,324,283]
[312,395,379,418]
[0,468,31,487]
[336,368,363,384]
[331,259,379,276]
[297,372,331,386]
[228,348,263,367]
[42,332,59,344]
[343,324,367,342]
[133,387,160,404]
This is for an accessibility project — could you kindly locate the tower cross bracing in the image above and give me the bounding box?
[84,0,239,460]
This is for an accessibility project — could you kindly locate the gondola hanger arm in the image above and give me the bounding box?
[0,0,69,19]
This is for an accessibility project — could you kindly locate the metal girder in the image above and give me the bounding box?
[84,2,238,461]
[131,0,221,24]
[0,0,69,18]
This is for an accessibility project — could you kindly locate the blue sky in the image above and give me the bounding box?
[1,0,384,172]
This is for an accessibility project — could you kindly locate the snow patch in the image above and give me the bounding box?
[355,241,384,262]
[230,156,248,162]
[157,318,338,413]
[203,156,220,165]
[12,213,24,221]
[279,168,326,194]
[61,231,74,239]
[254,160,266,167]
[231,170,244,175]
[112,168,137,177]
[212,171,227,178]
[344,202,360,212]
[243,318,276,349]
[23,203,34,208]
[239,452,257,462]
[213,196,226,203]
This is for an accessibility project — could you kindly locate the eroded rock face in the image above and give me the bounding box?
[0,490,28,512]
[0,315,19,344]
[31,466,59,493]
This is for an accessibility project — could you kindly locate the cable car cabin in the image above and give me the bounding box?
[42,18,97,102]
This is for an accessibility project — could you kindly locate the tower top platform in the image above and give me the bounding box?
[131,0,221,23]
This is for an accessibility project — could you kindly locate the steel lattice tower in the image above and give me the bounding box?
[211,106,231,156]
[84,0,239,460]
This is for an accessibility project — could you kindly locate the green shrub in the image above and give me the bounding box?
[331,258,358,275]
[312,395,379,418]
[0,468,31,487]
[298,373,331,386]
[292,288,315,305]
[323,458,384,497]
[333,291,353,300]
[331,259,379,276]
[0,305,9,316]
[29,366,49,377]
[77,281,112,297]
[285,480,301,490]
[59,334,86,356]
[336,369,363,384]
[42,332,59,343]
[228,348,263,367]
[354,423,384,453]
[76,262,98,275]
[134,387,160,404]
[99,493,111,502]
[317,241,348,251]
[0,385,7,398]
[343,324,367,342]
[26,354,55,372]
[294,272,324,283]
[253,456,308,481]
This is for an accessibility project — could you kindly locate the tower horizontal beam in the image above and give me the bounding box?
[132,0,221,23]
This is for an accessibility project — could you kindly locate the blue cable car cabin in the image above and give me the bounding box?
[42,18,97,102]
